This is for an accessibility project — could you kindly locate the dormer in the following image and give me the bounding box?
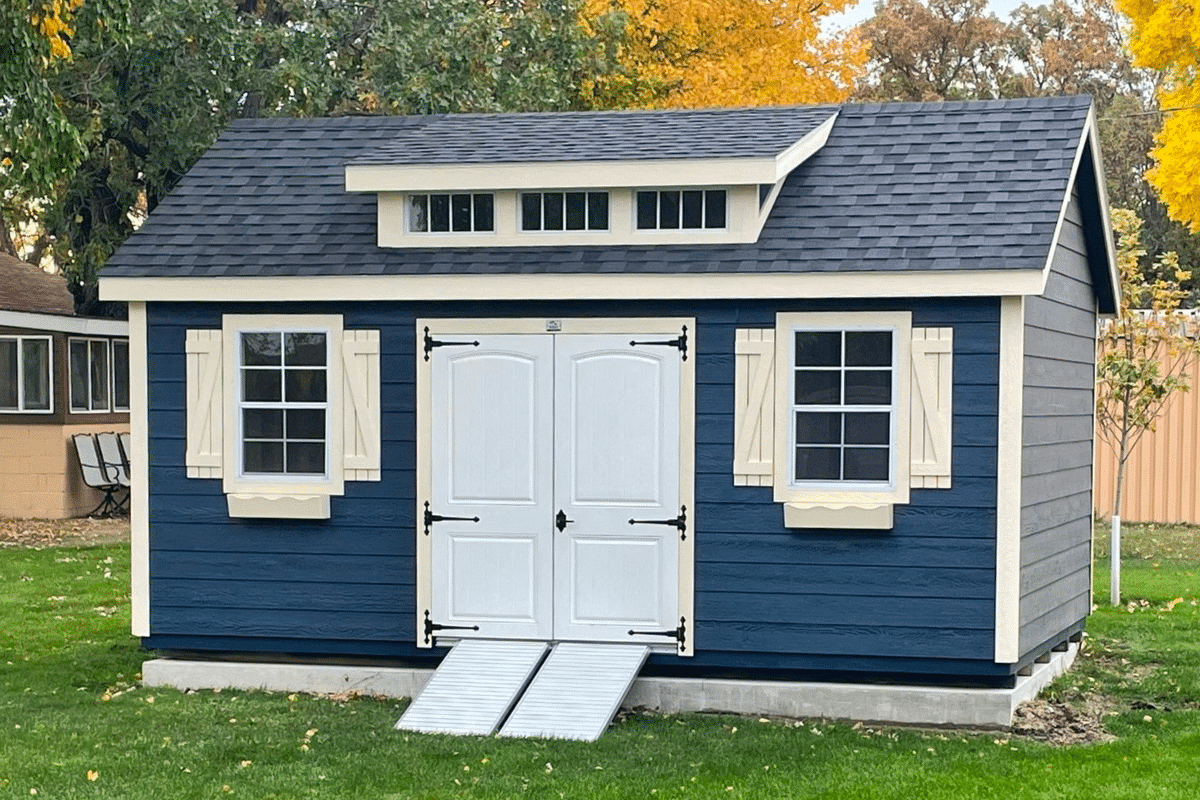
[344,106,839,248]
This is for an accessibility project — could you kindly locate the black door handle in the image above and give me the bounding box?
[555,509,574,532]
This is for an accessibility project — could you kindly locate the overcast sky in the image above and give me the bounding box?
[827,0,1033,32]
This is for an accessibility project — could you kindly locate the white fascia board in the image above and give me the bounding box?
[0,309,128,336]
[773,112,838,177]
[100,269,1046,304]
[346,157,783,193]
[1040,103,1120,313]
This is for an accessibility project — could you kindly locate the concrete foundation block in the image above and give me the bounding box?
[142,642,1077,730]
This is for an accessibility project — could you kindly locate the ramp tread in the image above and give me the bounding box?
[396,639,548,735]
[500,643,650,741]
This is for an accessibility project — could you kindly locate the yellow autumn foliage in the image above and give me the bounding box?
[581,0,867,108]
[29,0,84,61]
[1118,0,1200,231]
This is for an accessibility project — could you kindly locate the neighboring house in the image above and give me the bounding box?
[0,254,129,518]
[100,96,1118,730]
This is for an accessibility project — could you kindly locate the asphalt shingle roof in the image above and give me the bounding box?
[103,96,1096,280]
[352,106,838,164]
[0,254,76,316]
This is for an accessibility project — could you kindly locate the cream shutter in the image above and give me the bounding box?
[910,327,953,488]
[185,329,223,478]
[342,329,381,480]
[733,328,775,486]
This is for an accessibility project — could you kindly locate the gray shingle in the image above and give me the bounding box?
[103,96,1096,281]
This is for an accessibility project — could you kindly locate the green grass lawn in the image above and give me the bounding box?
[2,525,1200,799]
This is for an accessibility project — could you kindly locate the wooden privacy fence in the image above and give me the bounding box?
[1093,339,1200,524]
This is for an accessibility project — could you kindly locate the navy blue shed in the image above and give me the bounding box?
[101,97,1118,699]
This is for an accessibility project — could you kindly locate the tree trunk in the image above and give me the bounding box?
[1111,392,1131,607]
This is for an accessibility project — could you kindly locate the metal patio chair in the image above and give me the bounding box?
[72,433,127,517]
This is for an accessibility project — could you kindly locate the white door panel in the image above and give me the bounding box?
[431,336,554,640]
[554,336,680,643]
[567,352,664,506]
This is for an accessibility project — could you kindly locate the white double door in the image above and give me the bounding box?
[430,333,681,644]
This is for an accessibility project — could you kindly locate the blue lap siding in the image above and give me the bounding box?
[143,297,1002,680]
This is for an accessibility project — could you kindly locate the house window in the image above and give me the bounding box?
[69,337,118,412]
[407,193,494,233]
[636,189,726,230]
[238,330,328,477]
[0,336,52,413]
[112,340,130,412]
[520,192,609,231]
[791,329,896,487]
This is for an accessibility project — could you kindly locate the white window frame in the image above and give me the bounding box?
[221,314,345,500]
[634,188,729,232]
[773,311,912,509]
[406,192,495,234]
[0,335,53,414]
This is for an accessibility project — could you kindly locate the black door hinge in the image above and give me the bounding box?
[628,616,687,653]
[628,505,687,540]
[423,610,479,645]
[423,500,479,536]
[630,325,688,361]
[423,327,480,361]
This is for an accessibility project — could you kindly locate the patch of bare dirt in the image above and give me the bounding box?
[0,516,130,549]
[1011,694,1116,745]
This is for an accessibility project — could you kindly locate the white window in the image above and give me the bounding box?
[790,328,897,489]
[69,337,130,413]
[0,335,52,413]
[520,191,609,231]
[636,189,726,230]
[184,315,381,519]
[238,330,329,477]
[407,193,494,233]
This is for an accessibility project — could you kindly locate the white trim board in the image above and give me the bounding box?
[128,302,150,637]
[994,296,1025,663]
[0,308,128,336]
[1040,104,1120,314]
[100,269,1049,304]
[142,641,1078,729]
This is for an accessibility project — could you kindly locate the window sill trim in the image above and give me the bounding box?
[226,493,331,519]
[783,502,893,530]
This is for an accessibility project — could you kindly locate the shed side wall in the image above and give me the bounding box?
[145,298,1004,679]
[1019,192,1096,655]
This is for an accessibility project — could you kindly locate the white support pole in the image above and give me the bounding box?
[1110,514,1121,607]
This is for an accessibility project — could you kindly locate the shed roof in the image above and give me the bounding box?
[100,96,1116,310]
[0,254,76,316]
[351,105,838,165]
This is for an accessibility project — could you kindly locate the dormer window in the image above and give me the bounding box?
[636,190,726,230]
[521,192,609,232]
[407,193,494,233]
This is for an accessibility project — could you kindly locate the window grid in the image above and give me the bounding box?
[238,331,329,478]
[636,189,727,230]
[791,329,895,486]
[407,193,495,233]
[0,335,52,413]
[520,191,609,231]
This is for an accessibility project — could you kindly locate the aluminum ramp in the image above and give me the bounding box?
[499,643,650,741]
[395,639,548,735]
